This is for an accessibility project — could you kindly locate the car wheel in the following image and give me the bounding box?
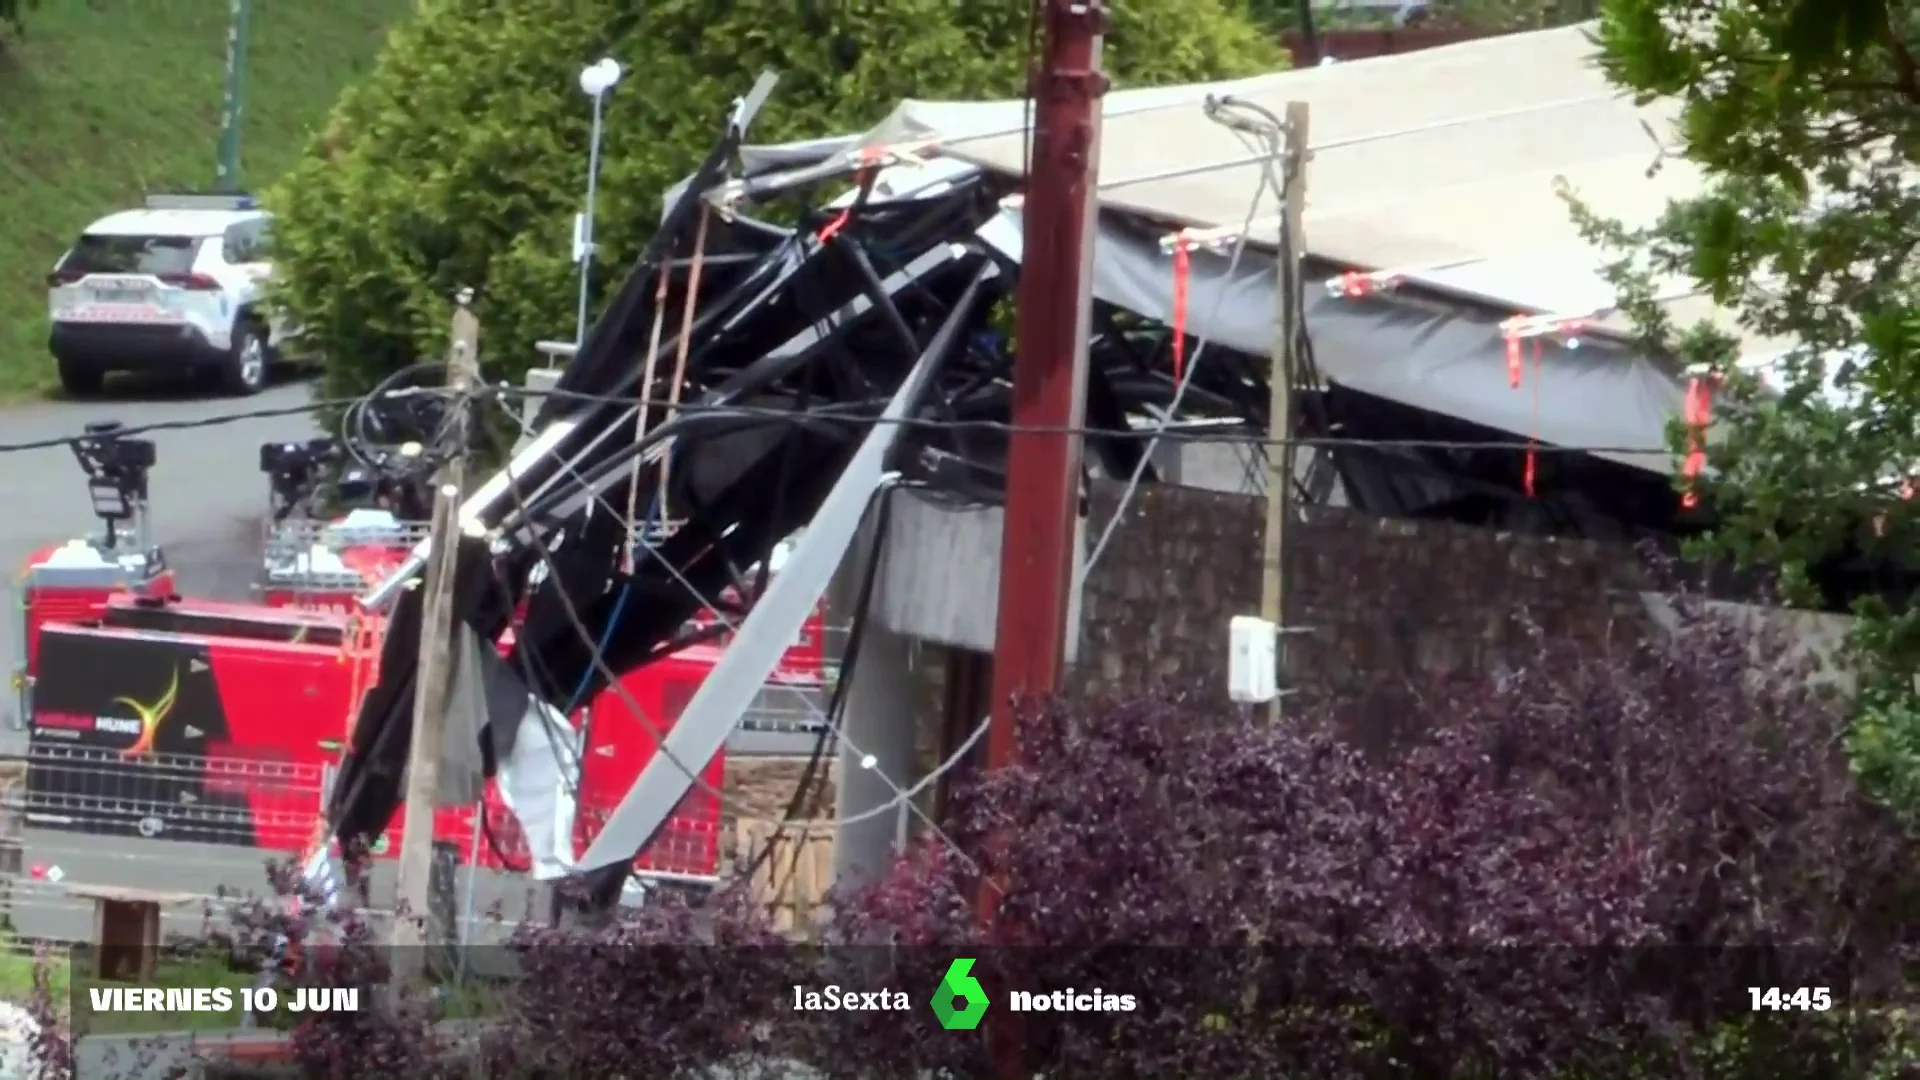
[221,323,269,396]
[56,358,104,397]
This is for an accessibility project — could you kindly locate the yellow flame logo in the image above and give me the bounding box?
[115,668,181,760]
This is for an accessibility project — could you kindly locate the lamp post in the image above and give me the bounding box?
[573,57,624,354]
[214,0,254,192]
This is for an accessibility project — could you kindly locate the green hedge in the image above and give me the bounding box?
[267,0,1287,399]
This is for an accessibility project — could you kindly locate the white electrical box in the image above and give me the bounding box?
[1228,615,1278,704]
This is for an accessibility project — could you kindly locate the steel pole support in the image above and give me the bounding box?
[982,0,1108,899]
[982,1,1108,1074]
[214,0,252,192]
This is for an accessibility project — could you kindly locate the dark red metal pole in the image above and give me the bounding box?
[979,3,1106,1073]
[982,0,1108,906]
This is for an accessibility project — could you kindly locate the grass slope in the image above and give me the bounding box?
[0,0,409,396]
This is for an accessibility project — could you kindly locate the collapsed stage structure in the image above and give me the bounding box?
[324,25,1786,910]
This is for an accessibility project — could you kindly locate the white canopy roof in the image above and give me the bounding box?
[713,24,1789,474]
[824,24,1772,351]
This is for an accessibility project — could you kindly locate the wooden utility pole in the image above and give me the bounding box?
[1260,103,1309,725]
[391,289,480,990]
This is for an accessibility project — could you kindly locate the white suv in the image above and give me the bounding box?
[46,194,289,397]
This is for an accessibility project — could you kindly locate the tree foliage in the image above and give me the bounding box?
[29,600,1915,1077]
[1579,0,1920,817]
[267,0,1286,401]
[0,0,34,39]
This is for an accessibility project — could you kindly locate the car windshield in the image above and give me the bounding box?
[58,235,201,277]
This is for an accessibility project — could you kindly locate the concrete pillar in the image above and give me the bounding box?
[832,617,918,890]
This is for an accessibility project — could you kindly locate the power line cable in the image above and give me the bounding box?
[484,394,979,847]
[1080,106,1286,586]
[491,385,1675,457]
[476,411,987,865]
[0,381,1682,461]
[0,389,449,455]
[752,482,897,903]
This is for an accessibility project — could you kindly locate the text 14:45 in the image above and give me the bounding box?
[1749,987,1831,1011]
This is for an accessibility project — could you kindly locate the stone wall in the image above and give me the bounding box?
[719,758,836,867]
[1072,480,1655,727]
[725,758,836,823]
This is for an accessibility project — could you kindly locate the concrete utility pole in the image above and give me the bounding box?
[982,0,1107,909]
[213,0,253,192]
[390,290,480,990]
[1260,102,1309,725]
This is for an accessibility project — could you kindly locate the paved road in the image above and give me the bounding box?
[0,377,322,740]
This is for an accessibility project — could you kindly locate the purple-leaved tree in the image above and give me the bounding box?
[27,593,1919,1078]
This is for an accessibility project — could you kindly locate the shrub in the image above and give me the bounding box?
[27,594,1919,1077]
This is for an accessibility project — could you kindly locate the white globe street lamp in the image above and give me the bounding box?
[572,58,625,356]
[579,57,623,98]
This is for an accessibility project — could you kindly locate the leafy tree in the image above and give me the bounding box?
[0,0,33,39]
[1575,0,1920,816]
[267,0,1286,402]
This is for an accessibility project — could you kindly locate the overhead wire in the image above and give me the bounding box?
[3,254,1698,908]
[492,385,1676,457]
[546,177,939,891]
[749,481,896,902]
[341,362,453,474]
[0,381,1685,462]
[15,110,1711,912]
[1078,102,1290,585]
[622,241,678,571]
[506,486,991,885]
[655,205,713,517]
[476,406,988,870]
[483,391,985,855]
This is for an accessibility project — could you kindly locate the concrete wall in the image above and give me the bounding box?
[872,491,1084,663]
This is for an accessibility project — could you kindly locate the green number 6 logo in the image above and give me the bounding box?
[931,958,990,1030]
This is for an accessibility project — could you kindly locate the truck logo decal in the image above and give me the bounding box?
[115,667,181,759]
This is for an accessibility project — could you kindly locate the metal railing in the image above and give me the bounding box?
[259,516,434,593]
[0,744,733,936]
[11,745,325,850]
